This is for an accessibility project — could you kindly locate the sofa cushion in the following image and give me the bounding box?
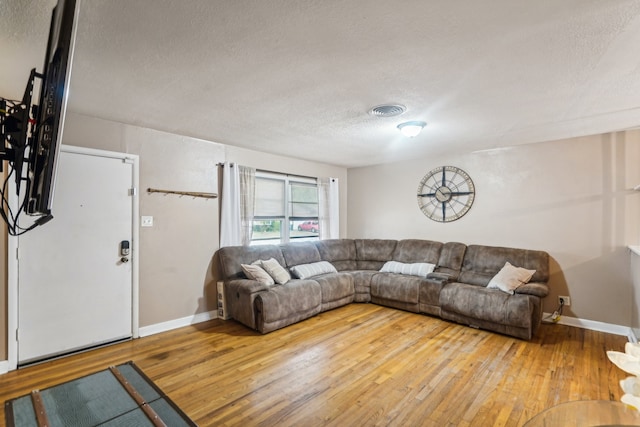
[459,245,549,287]
[380,261,435,277]
[393,239,442,264]
[256,279,322,324]
[219,245,286,280]
[487,262,536,294]
[315,239,357,270]
[313,272,355,304]
[280,242,322,267]
[437,242,467,280]
[291,261,338,279]
[371,274,420,304]
[355,239,397,270]
[347,270,376,302]
[440,282,534,328]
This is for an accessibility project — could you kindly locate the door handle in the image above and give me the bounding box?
[120,240,130,263]
[120,240,130,256]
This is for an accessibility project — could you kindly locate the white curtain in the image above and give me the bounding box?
[220,163,255,247]
[239,166,255,245]
[318,177,339,240]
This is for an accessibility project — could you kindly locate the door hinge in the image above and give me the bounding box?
[16,247,19,260]
[16,328,19,342]
[129,188,137,196]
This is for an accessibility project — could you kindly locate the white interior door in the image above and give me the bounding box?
[17,146,137,365]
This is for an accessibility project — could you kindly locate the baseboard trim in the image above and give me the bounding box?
[543,312,634,341]
[139,310,218,338]
[0,360,9,375]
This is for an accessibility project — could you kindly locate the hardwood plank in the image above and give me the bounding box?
[0,304,630,426]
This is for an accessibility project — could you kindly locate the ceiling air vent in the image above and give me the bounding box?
[368,104,407,117]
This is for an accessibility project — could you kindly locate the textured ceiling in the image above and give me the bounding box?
[2,0,640,168]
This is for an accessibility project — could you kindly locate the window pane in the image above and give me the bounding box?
[290,182,318,217]
[291,220,319,241]
[251,219,282,245]
[255,178,285,217]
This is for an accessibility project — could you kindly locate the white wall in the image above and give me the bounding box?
[347,131,640,326]
[61,112,348,328]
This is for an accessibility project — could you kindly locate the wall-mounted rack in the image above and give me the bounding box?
[147,188,218,199]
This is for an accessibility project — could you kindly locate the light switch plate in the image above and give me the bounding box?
[141,216,154,227]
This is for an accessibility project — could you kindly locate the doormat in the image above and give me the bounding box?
[5,361,197,427]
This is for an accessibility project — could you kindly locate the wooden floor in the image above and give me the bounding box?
[0,304,629,427]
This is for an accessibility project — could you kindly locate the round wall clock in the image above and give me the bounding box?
[417,166,475,222]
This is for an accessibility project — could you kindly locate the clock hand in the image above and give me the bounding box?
[417,193,436,197]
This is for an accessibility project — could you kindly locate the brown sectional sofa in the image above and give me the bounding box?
[217,239,550,340]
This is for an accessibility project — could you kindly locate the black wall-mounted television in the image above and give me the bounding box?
[0,0,80,235]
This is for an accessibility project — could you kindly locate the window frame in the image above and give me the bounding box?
[251,171,319,245]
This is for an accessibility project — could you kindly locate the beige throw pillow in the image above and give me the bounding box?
[260,258,291,285]
[241,263,275,286]
[487,262,536,294]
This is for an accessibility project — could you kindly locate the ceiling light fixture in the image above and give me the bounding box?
[397,121,427,137]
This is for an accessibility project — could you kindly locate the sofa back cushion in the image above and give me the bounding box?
[315,239,357,270]
[355,239,398,270]
[280,242,322,268]
[459,244,549,286]
[393,239,442,264]
[436,242,467,279]
[219,245,286,280]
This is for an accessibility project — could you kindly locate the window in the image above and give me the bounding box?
[251,172,319,245]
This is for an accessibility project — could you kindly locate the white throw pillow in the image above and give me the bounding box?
[290,261,338,279]
[260,258,291,285]
[379,261,436,278]
[487,262,536,294]
[241,263,275,286]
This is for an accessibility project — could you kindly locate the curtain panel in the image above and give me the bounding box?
[220,163,255,247]
[318,177,339,240]
[239,166,256,245]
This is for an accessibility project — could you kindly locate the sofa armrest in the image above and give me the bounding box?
[514,282,549,298]
[226,278,270,296]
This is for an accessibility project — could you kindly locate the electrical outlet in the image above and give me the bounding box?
[558,296,571,306]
